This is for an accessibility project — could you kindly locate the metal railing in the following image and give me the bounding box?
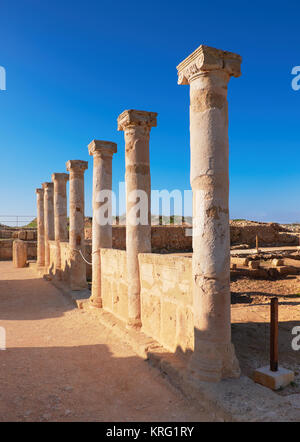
[0,215,36,228]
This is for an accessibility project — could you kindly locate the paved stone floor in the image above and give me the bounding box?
[0,261,211,422]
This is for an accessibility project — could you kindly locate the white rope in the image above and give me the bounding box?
[78,249,93,265]
[70,248,93,265]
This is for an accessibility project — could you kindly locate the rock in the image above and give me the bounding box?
[248,260,260,269]
[272,258,284,267]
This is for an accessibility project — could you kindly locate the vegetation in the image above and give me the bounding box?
[24,218,37,228]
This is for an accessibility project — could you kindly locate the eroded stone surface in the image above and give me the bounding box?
[13,239,27,268]
[88,140,117,308]
[66,160,88,290]
[42,182,54,270]
[177,44,242,381]
[118,109,157,329]
[35,188,45,267]
[52,173,69,277]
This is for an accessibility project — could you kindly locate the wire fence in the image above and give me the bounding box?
[0,215,36,228]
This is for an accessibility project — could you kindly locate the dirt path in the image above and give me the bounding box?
[0,262,211,422]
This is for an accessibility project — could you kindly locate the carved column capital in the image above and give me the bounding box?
[177,44,242,85]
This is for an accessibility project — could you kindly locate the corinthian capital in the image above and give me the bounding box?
[66,160,88,174]
[88,140,117,157]
[117,109,157,131]
[177,45,242,85]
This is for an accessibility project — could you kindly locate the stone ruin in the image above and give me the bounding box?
[9,44,300,384]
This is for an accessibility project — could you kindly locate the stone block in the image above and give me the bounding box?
[248,260,260,269]
[231,257,249,266]
[18,230,26,240]
[13,240,27,268]
[272,258,284,267]
[26,230,35,241]
[253,366,294,390]
[176,306,194,353]
[141,293,161,342]
[161,300,177,351]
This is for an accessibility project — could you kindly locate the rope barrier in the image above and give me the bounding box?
[79,249,93,265]
[70,248,93,265]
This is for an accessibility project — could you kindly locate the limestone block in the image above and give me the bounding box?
[272,258,284,267]
[176,306,194,353]
[26,230,35,241]
[231,257,249,266]
[254,366,294,390]
[161,300,177,351]
[248,260,260,269]
[18,230,26,240]
[13,240,27,268]
[112,281,128,322]
[141,293,161,342]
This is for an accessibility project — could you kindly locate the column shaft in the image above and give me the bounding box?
[42,182,54,270]
[35,188,45,267]
[52,173,69,276]
[88,140,117,308]
[66,160,88,290]
[177,45,242,381]
[118,110,157,329]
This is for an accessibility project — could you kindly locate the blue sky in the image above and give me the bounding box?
[0,0,299,224]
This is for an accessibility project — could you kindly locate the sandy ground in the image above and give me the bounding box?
[0,261,211,422]
[231,276,300,396]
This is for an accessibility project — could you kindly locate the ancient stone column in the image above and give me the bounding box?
[177,45,242,381]
[51,173,69,276]
[35,188,45,268]
[66,160,88,290]
[42,182,54,269]
[13,240,27,268]
[117,109,157,329]
[88,140,117,308]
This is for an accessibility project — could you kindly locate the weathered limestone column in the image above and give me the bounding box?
[35,188,45,267]
[51,173,69,276]
[66,160,88,290]
[13,240,27,268]
[88,140,117,308]
[117,110,157,329]
[42,182,54,269]
[177,45,242,381]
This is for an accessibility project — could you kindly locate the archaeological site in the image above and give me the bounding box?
[1,1,300,425]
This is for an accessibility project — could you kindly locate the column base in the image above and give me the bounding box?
[126,318,142,331]
[188,340,240,383]
[89,296,103,308]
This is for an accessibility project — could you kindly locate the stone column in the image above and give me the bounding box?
[51,173,69,276]
[42,182,54,269]
[88,140,117,308]
[117,109,157,329]
[35,188,45,267]
[66,160,88,290]
[177,45,242,381]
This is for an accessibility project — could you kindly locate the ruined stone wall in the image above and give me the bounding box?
[85,223,299,251]
[85,225,192,252]
[100,249,128,322]
[49,241,92,281]
[0,229,37,240]
[0,239,37,260]
[60,241,71,283]
[0,228,37,261]
[139,253,194,353]
[97,248,194,353]
[230,221,298,246]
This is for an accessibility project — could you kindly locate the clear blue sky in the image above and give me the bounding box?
[0,0,299,224]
